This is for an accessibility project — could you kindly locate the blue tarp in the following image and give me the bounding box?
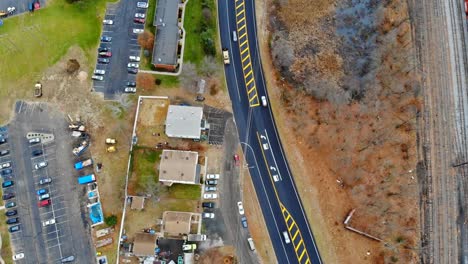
[89,202,103,224]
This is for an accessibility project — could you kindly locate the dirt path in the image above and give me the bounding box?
[408,0,468,262]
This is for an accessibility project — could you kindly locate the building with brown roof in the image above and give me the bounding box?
[133,233,158,257]
[162,211,198,236]
[158,150,200,186]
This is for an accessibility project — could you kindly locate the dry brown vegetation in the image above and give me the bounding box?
[264,0,421,263]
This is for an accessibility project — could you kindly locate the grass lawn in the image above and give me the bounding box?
[130,147,161,194]
[168,184,201,200]
[145,0,157,33]
[0,0,111,123]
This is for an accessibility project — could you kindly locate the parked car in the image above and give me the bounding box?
[38,193,50,201]
[29,137,40,144]
[0,138,6,144]
[202,212,215,219]
[97,58,110,64]
[132,28,144,34]
[34,161,48,170]
[129,56,141,62]
[127,63,139,68]
[37,189,48,195]
[241,216,248,228]
[6,217,19,225]
[9,225,20,233]
[99,51,112,57]
[205,179,218,185]
[261,96,268,107]
[124,87,137,93]
[32,149,43,156]
[92,75,104,81]
[204,186,217,192]
[203,193,218,200]
[39,177,52,185]
[0,150,9,156]
[206,174,220,180]
[38,199,51,207]
[234,154,240,166]
[43,218,56,227]
[101,36,112,42]
[2,181,14,188]
[133,18,145,24]
[237,202,245,215]
[12,253,24,260]
[135,12,146,18]
[5,210,17,217]
[103,19,114,25]
[5,201,16,208]
[137,2,149,8]
[94,69,106,75]
[202,202,215,208]
[128,68,138,74]
[1,168,12,175]
[0,162,10,169]
[98,47,110,52]
[126,81,136,87]
[2,193,14,200]
[61,256,75,263]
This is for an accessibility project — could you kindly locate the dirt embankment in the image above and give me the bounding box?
[262,0,421,263]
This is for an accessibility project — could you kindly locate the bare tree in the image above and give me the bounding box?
[199,56,219,77]
[179,63,199,93]
[137,31,155,51]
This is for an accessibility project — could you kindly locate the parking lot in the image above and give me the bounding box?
[1,102,94,263]
[0,0,45,17]
[93,1,148,99]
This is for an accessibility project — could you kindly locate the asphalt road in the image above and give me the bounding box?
[4,102,94,263]
[217,0,323,263]
[0,0,45,17]
[408,0,468,262]
[93,1,146,99]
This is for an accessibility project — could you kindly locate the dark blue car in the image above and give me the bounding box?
[37,189,47,195]
[101,36,112,42]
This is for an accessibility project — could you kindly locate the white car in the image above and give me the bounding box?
[127,63,139,69]
[43,218,56,227]
[129,56,141,62]
[34,161,48,170]
[12,253,24,260]
[133,28,144,34]
[92,75,104,81]
[283,231,291,244]
[29,137,41,144]
[202,212,215,219]
[124,87,137,93]
[237,201,245,215]
[135,13,146,18]
[261,96,268,107]
[94,69,106,75]
[103,19,114,25]
[206,174,220,180]
[203,193,218,200]
[137,2,149,8]
[0,162,11,169]
[39,193,50,201]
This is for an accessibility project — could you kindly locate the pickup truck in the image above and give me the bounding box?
[222,49,230,65]
[74,159,93,170]
[78,174,96,184]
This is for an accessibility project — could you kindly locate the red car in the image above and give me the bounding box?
[133,18,145,24]
[99,51,112,57]
[38,199,51,207]
[234,154,240,166]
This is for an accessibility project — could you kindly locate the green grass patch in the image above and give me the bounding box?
[132,147,162,193]
[145,0,157,33]
[183,0,217,65]
[154,75,179,87]
[168,184,201,200]
[0,0,109,91]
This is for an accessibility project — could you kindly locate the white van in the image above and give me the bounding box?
[261,96,268,107]
[232,31,238,42]
[247,237,255,251]
[283,231,291,244]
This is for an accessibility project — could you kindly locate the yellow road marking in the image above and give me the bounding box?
[298,249,306,261]
[245,70,252,79]
[242,54,250,63]
[236,9,245,17]
[238,23,246,32]
[249,93,258,102]
[305,259,311,264]
[246,77,254,87]
[285,214,291,222]
[241,46,249,55]
[237,16,245,24]
[248,85,256,94]
[295,240,303,251]
[292,229,299,240]
[239,31,247,40]
[243,62,251,71]
[240,39,248,48]
[236,1,244,10]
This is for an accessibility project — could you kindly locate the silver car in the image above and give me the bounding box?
[127,63,139,69]
[34,161,48,170]
[204,186,217,192]
[94,69,106,75]
[137,2,148,8]
[92,75,104,81]
[124,87,137,93]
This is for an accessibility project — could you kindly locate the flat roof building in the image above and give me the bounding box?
[159,150,200,186]
[162,211,196,236]
[152,0,181,71]
[165,105,203,139]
